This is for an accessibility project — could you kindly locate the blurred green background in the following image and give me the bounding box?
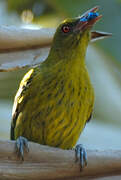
[0,0,121,150]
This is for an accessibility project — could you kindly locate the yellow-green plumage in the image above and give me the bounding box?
[11,17,94,149]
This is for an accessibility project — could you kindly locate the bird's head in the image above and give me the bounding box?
[48,7,111,63]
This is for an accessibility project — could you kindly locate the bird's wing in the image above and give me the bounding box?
[10,68,35,140]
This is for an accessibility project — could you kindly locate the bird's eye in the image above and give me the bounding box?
[62,25,70,33]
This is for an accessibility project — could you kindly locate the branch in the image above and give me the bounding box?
[0,140,121,180]
[0,26,55,51]
[0,26,55,72]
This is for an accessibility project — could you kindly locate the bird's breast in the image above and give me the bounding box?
[36,67,94,149]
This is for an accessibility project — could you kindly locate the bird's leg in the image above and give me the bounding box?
[75,144,87,170]
[15,136,29,160]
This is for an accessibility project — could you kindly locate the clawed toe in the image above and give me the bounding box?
[15,136,29,160]
[75,144,87,170]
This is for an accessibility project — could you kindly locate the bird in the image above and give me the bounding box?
[10,6,111,169]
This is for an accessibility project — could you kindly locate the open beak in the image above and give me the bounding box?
[75,6,112,41]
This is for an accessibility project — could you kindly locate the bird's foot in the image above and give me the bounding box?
[15,136,29,160]
[75,144,87,171]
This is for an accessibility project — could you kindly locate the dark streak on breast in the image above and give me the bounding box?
[47,93,52,98]
[57,91,65,105]
[34,111,43,120]
[58,118,64,125]
[78,91,81,96]
[71,102,74,107]
[46,105,54,116]
[71,87,75,94]
[64,116,78,140]
[68,80,72,88]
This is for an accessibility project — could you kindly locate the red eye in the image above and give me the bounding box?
[62,25,70,33]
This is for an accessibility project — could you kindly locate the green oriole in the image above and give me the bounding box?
[10,7,111,168]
